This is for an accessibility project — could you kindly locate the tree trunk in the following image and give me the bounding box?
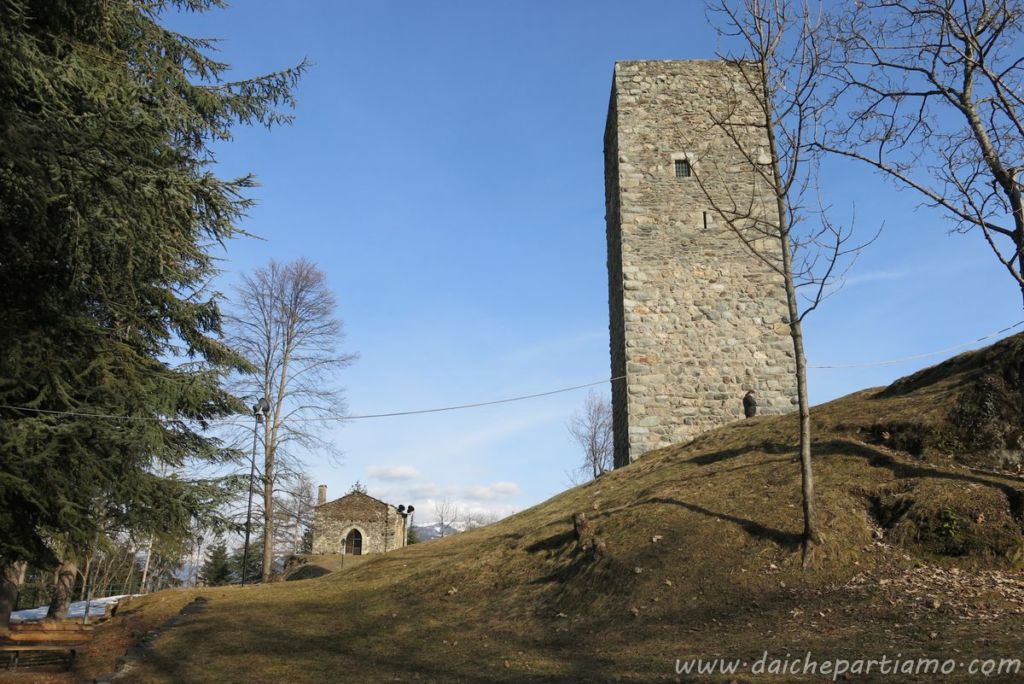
[292,515,303,555]
[0,561,27,635]
[83,559,97,625]
[140,538,153,594]
[261,345,292,583]
[1019,236,1024,308]
[758,52,820,565]
[261,441,274,583]
[792,317,819,554]
[1010,173,1024,307]
[1015,217,1024,308]
[778,233,820,564]
[122,550,135,595]
[97,555,115,598]
[45,560,77,620]
[192,539,204,588]
[956,59,1024,307]
[78,554,92,602]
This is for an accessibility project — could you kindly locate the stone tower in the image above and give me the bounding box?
[604,60,797,468]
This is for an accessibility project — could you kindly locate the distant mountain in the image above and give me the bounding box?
[411,522,466,541]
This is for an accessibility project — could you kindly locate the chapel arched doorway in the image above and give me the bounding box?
[344,529,362,555]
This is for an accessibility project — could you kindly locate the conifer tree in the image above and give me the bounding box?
[199,542,234,587]
[299,527,314,554]
[230,532,264,584]
[0,0,305,626]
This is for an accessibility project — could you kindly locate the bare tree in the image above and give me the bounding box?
[229,258,356,582]
[566,391,613,481]
[824,0,1024,305]
[699,0,873,562]
[432,498,460,538]
[273,472,317,555]
[462,510,502,530]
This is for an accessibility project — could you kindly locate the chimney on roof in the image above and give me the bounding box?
[317,484,327,506]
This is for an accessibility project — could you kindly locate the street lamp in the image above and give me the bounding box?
[192,533,205,588]
[397,504,415,546]
[241,397,269,586]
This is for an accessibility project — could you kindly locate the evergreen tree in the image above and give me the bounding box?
[199,541,233,587]
[0,0,305,623]
[299,527,314,555]
[230,534,264,584]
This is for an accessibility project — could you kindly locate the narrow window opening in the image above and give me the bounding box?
[674,159,691,178]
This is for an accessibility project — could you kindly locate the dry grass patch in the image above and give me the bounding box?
[86,335,1024,681]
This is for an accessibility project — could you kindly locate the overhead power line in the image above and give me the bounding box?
[807,320,1023,369]
[1,320,1021,422]
[0,377,626,423]
[341,376,626,420]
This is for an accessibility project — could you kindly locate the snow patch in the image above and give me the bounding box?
[10,594,134,623]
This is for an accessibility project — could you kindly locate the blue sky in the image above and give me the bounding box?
[166,1,1022,522]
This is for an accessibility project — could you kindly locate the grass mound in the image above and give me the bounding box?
[869,479,1023,561]
[284,564,331,581]
[109,335,1024,682]
[874,333,1024,470]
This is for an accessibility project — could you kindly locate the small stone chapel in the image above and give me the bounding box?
[310,486,410,556]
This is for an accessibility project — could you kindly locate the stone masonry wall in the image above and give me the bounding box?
[605,60,797,467]
[312,492,407,555]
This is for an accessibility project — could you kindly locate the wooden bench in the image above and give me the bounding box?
[11,619,93,630]
[4,631,92,642]
[0,643,78,671]
[1,622,93,670]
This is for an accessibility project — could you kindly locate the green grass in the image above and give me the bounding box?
[114,335,1024,682]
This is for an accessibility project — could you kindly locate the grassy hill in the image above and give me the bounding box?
[76,335,1024,681]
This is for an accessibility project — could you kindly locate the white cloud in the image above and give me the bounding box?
[404,481,443,499]
[463,481,521,501]
[367,465,420,481]
[379,479,521,504]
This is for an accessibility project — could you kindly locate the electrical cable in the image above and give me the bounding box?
[0,377,626,423]
[1,320,1021,422]
[807,320,1023,369]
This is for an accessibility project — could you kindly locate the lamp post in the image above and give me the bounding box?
[241,397,268,586]
[407,506,415,545]
[397,504,414,547]
[191,533,205,587]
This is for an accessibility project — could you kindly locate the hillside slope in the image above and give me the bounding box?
[116,335,1024,682]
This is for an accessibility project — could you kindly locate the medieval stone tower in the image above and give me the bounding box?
[604,60,797,468]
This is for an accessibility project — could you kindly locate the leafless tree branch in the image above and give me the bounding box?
[566,391,614,482]
[824,0,1024,304]
[226,258,357,580]
[700,0,877,562]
